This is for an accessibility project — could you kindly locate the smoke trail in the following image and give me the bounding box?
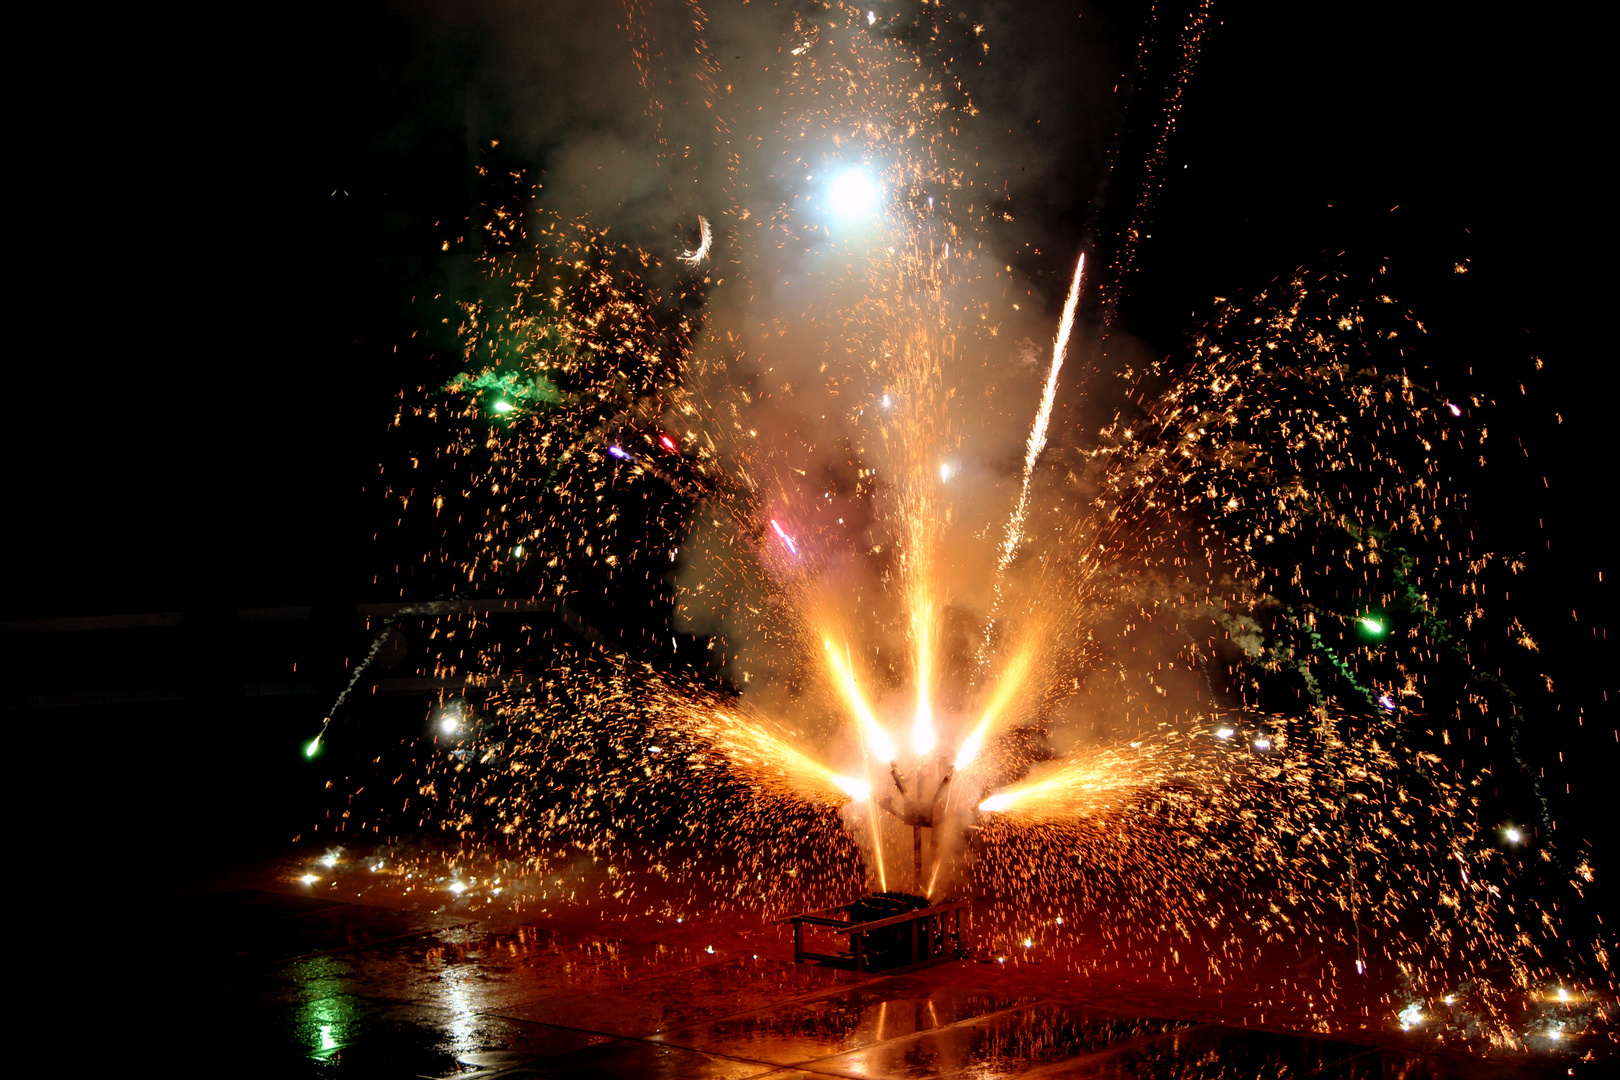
[981,252,1085,652]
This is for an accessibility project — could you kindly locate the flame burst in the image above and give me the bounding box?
[338,1,1610,1057]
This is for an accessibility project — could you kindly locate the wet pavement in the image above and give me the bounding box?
[185,887,1577,1078]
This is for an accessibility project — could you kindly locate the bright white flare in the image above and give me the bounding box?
[828,168,881,219]
[833,775,871,801]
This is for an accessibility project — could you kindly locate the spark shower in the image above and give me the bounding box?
[320,0,1609,1056]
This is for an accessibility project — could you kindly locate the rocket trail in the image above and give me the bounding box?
[982,252,1085,651]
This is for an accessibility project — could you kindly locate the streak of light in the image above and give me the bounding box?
[823,640,895,762]
[681,215,713,265]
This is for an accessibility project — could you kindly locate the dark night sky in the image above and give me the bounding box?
[19,1,1606,610]
[14,2,1612,878]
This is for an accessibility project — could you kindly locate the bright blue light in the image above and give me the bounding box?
[827,168,881,219]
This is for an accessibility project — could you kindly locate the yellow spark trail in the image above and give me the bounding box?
[822,639,895,763]
[954,634,1041,769]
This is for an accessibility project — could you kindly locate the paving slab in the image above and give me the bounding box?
[495,957,865,1038]
[653,977,1037,1064]
[1028,1024,1405,1079]
[186,889,468,965]
[258,920,713,1012]
[793,1000,1195,1079]
[507,1038,785,1078]
[316,1013,611,1077]
[1305,1045,1570,1080]
[179,888,1578,1079]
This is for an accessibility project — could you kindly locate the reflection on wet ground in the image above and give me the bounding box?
[188,889,1574,1078]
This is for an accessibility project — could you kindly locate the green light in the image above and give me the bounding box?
[304,736,322,758]
[513,544,525,558]
[302,993,355,1059]
[1358,617,1384,635]
[492,400,514,414]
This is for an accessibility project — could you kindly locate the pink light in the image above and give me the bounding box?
[660,434,678,451]
[769,519,799,556]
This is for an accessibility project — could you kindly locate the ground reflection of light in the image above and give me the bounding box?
[304,995,354,1058]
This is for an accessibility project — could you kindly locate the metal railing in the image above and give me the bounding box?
[791,897,971,973]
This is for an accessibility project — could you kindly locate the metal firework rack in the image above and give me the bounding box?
[790,897,971,973]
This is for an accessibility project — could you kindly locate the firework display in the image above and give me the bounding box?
[311,1,1609,1059]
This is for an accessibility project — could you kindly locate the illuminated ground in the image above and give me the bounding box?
[182,845,1596,1078]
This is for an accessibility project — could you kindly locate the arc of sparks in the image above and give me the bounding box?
[681,215,713,265]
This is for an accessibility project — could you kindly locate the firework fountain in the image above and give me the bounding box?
[319,0,1610,1058]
